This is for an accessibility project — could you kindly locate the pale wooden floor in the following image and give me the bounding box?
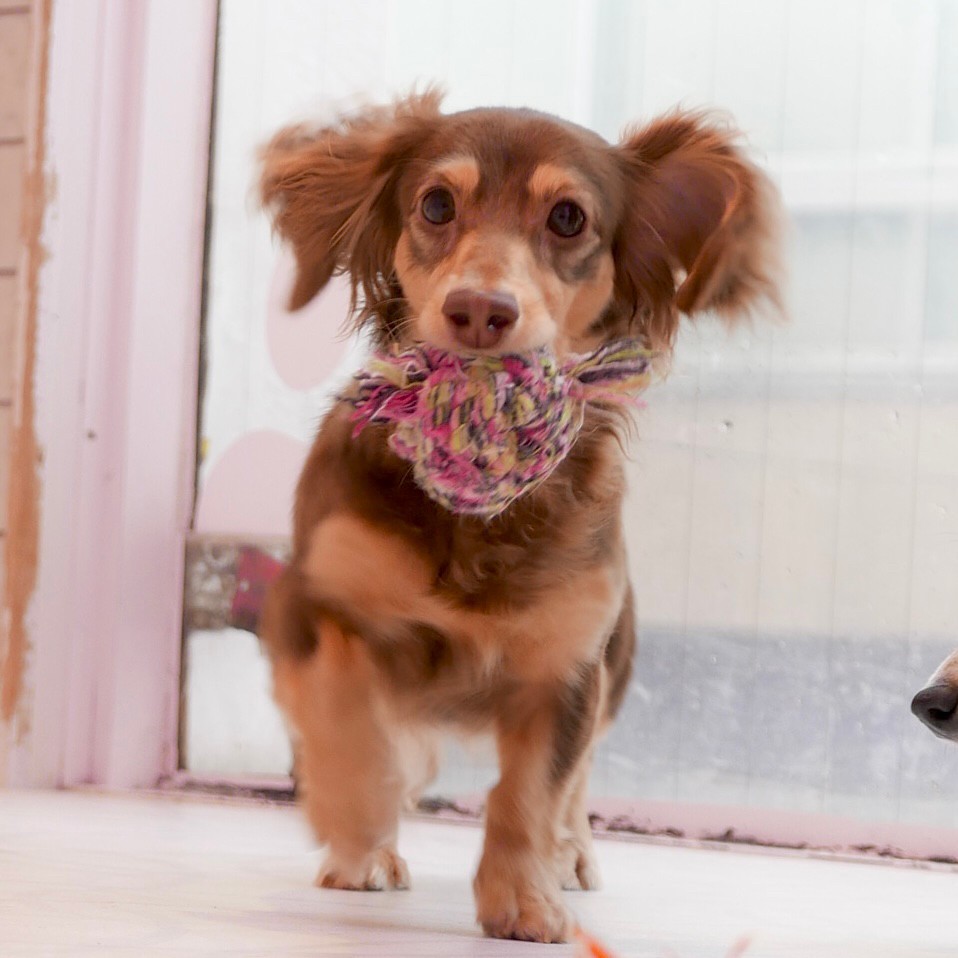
[2,790,957,957]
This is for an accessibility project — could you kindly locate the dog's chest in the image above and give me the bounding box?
[302,511,625,688]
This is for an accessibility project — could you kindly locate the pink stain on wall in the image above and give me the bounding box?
[267,249,352,391]
[195,430,308,537]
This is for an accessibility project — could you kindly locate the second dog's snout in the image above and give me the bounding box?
[911,683,958,735]
[442,288,519,349]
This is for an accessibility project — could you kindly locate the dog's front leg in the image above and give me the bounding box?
[269,610,410,892]
[474,664,601,943]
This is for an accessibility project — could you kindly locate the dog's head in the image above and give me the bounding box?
[912,651,958,743]
[260,90,781,356]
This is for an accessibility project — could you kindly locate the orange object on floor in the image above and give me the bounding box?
[575,927,618,958]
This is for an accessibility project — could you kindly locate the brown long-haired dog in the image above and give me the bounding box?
[259,91,782,943]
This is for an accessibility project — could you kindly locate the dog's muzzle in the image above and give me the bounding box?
[911,683,958,742]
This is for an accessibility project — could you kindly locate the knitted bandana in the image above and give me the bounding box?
[344,339,653,519]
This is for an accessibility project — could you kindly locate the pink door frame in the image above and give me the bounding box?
[2,0,217,788]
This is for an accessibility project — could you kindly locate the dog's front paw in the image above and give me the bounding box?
[315,845,410,891]
[474,857,572,943]
[557,834,602,891]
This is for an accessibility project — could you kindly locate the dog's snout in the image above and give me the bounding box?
[442,288,519,349]
[911,683,958,739]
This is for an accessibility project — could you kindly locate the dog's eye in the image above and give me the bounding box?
[421,188,456,225]
[547,200,586,238]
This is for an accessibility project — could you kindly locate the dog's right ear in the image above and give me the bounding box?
[260,91,442,312]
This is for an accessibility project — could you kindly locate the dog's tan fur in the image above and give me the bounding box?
[939,654,958,689]
[258,91,782,942]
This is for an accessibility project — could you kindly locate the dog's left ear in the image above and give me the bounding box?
[613,111,783,349]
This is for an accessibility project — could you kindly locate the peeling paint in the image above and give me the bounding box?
[1,0,51,732]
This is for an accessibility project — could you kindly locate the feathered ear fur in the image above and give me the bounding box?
[612,111,783,350]
[259,90,443,313]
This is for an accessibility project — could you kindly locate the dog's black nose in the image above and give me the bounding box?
[442,288,519,350]
[911,683,958,739]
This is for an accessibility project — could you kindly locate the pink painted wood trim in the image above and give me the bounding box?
[402,791,958,863]
[4,0,217,788]
[2,0,105,787]
[96,0,216,788]
[583,797,958,863]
